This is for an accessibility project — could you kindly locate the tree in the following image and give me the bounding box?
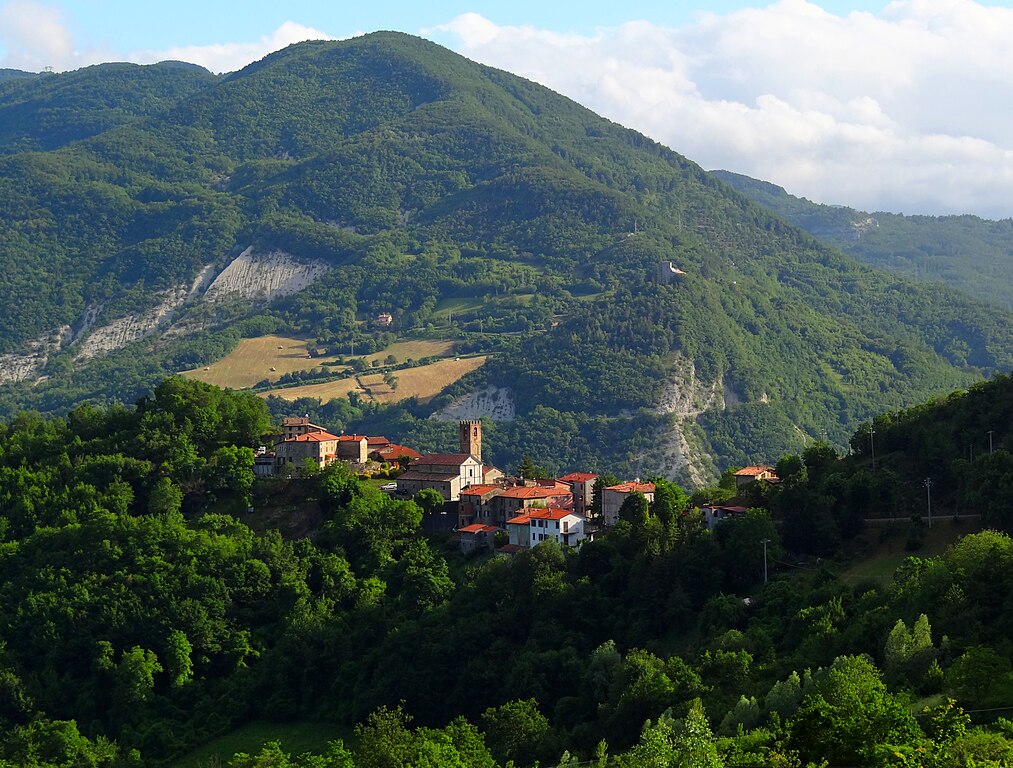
[713,509,781,589]
[480,699,551,766]
[413,489,445,517]
[147,476,182,516]
[617,491,650,528]
[206,445,256,497]
[516,455,550,480]
[788,655,921,764]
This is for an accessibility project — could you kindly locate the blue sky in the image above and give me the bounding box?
[4,1,1013,217]
[39,1,894,50]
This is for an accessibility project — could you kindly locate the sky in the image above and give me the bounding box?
[2,1,1013,218]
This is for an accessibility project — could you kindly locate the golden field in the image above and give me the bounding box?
[262,356,487,404]
[181,336,456,391]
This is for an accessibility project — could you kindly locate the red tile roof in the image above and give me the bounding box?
[606,482,655,494]
[460,484,502,496]
[284,431,340,443]
[373,444,422,461]
[528,507,577,521]
[498,486,572,499]
[459,524,499,534]
[735,465,776,477]
[506,513,532,525]
[367,436,390,446]
[415,453,476,466]
[336,434,367,442]
[559,472,599,483]
[497,543,527,554]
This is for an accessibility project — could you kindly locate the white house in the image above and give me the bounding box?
[526,507,586,548]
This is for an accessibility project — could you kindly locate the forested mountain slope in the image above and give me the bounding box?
[4,377,1013,766]
[0,33,1011,476]
[713,168,1013,310]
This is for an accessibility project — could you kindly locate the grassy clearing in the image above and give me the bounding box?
[179,335,344,389]
[434,296,486,314]
[172,721,352,768]
[262,356,487,405]
[363,339,455,364]
[181,336,457,391]
[840,517,984,586]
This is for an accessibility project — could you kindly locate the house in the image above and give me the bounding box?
[370,443,422,465]
[601,481,656,526]
[274,430,340,470]
[253,449,276,478]
[375,312,394,327]
[487,485,573,526]
[458,523,499,553]
[527,507,587,548]
[700,505,750,531]
[734,466,778,489]
[335,435,369,464]
[558,472,598,516]
[505,512,532,547]
[281,416,328,440]
[395,420,487,501]
[396,454,484,501]
[367,436,391,452]
[458,484,504,528]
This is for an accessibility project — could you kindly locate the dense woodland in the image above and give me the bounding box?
[714,170,1013,311]
[0,375,1010,766]
[0,35,1012,476]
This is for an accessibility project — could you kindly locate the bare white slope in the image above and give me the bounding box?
[203,247,330,302]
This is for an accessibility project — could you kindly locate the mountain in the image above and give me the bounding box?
[0,32,1011,480]
[712,169,1013,310]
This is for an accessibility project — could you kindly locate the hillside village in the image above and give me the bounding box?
[259,416,780,554]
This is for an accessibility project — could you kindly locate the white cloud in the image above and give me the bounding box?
[127,21,336,74]
[432,1,1013,217]
[0,0,80,70]
[0,5,335,75]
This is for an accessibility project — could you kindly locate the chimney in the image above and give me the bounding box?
[459,420,482,462]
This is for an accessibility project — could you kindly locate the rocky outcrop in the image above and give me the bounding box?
[73,247,330,360]
[646,355,725,487]
[203,247,330,303]
[432,385,516,421]
[0,326,71,383]
[75,288,187,361]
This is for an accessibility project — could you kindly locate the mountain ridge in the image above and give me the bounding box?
[0,32,1010,477]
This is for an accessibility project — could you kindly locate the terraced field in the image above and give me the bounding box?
[180,335,341,389]
[263,355,487,404]
[181,336,456,390]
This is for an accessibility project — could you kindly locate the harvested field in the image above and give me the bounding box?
[180,335,344,389]
[180,336,457,391]
[264,356,487,404]
[364,339,455,364]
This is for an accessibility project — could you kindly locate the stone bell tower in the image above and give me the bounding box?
[459,419,482,462]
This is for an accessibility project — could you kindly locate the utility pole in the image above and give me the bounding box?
[988,430,995,454]
[760,538,770,584]
[870,423,876,472]
[924,477,933,529]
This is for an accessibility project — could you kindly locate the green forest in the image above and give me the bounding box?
[0,34,1012,477]
[0,375,1012,766]
[713,170,1013,311]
